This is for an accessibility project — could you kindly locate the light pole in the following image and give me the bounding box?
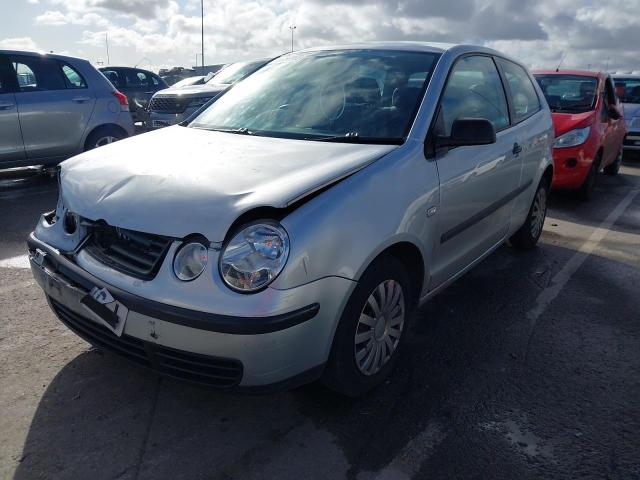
[201,0,205,70]
[105,32,110,65]
[289,25,296,52]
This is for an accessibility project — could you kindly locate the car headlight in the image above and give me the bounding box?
[220,222,290,292]
[173,242,208,281]
[554,126,591,149]
[189,97,212,108]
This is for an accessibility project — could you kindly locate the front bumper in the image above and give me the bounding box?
[28,234,355,391]
[551,144,594,190]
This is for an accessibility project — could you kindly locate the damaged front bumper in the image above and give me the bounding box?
[27,233,355,391]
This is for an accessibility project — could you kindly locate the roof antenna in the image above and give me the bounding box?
[555,52,567,72]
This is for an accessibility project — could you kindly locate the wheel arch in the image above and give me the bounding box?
[83,123,129,151]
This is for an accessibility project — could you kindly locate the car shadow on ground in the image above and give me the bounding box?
[13,238,640,479]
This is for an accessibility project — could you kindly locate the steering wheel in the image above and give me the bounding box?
[319,84,346,122]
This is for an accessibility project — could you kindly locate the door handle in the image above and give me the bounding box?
[0,101,14,110]
[72,96,92,103]
[512,143,523,155]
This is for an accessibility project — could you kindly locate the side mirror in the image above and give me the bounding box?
[436,118,497,148]
[608,105,622,120]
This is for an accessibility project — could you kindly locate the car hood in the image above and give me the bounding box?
[621,102,640,119]
[155,83,229,98]
[550,111,595,137]
[60,126,397,241]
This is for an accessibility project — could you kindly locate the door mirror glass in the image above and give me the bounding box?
[436,118,496,148]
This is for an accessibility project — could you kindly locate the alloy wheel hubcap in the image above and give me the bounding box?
[530,188,547,239]
[96,136,118,147]
[354,279,405,376]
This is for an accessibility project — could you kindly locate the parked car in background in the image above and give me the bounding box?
[534,70,626,199]
[99,67,167,124]
[29,43,553,396]
[169,75,207,88]
[613,75,640,156]
[0,50,133,169]
[148,58,270,129]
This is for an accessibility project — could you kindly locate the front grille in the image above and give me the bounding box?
[83,223,172,280]
[50,298,243,388]
[149,96,190,113]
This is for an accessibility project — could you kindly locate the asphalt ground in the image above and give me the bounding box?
[1,158,639,479]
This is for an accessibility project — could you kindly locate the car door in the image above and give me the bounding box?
[429,54,522,288]
[494,58,549,220]
[0,54,25,164]
[9,55,96,159]
[601,76,625,165]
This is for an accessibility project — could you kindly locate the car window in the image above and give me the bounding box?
[126,70,148,88]
[101,69,122,88]
[9,55,66,92]
[496,58,540,123]
[613,78,640,104]
[0,57,12,93]
[534,74,598,113]
[150,75,160,86]
[61,63,87,89]
[437,55,510,136]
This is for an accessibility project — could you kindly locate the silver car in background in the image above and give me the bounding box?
[28,43,553,396]
[0,50,134,169]
[148,59,271,129]
[613,75,640,154]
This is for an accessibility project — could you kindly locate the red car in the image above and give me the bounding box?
[533,70,626,199]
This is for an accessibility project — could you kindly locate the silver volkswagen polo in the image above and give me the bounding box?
[28,43,553,396]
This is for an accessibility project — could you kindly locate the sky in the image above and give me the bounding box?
[1,0,639,73]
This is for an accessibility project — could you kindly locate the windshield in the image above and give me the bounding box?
[534,74,598,113]
[613,78,640,104]
[190,49,440,143]
[207,60,266,85]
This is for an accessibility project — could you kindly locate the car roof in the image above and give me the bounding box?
[299,41,457,54]
[532,69,602,78]
[0,49,89,64]
[613,74,640,79]
[98,66,157,75]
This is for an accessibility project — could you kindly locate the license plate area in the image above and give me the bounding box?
[80,287,128,337]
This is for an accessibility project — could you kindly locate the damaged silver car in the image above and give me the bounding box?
[29,43,553,396]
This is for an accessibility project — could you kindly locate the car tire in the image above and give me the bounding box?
[84,126,126,151]
[510,178,549,250]
[604,147,623,176]
[577,154,600,200]
[322,256,413,397]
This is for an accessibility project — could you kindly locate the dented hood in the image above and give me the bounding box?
[60,126,396,241]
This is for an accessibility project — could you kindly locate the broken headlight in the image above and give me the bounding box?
[219,222,289,292]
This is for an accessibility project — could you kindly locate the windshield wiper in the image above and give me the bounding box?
[304,132,403,145]
[204,127,255,135]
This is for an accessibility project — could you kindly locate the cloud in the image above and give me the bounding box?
[21,0,640,72]
[0,37,40,51]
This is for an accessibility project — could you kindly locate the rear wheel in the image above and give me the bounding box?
[84,126,125,151]
[322,256,412,397]
[510,179,548,250]
[604,147,623,175]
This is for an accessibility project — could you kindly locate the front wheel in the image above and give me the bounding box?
[322,256,412,397]
[604,147,623,176]
[510,179,548,250]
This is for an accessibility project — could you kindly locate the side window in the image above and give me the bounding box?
[438,55,510,136]
[0,56,13,93]
[101,69,122,88]
[150,75,160,86]
[126,70,148,88]
[61,63,87,89]
[9,56,66,92]
[496,58,540,123]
